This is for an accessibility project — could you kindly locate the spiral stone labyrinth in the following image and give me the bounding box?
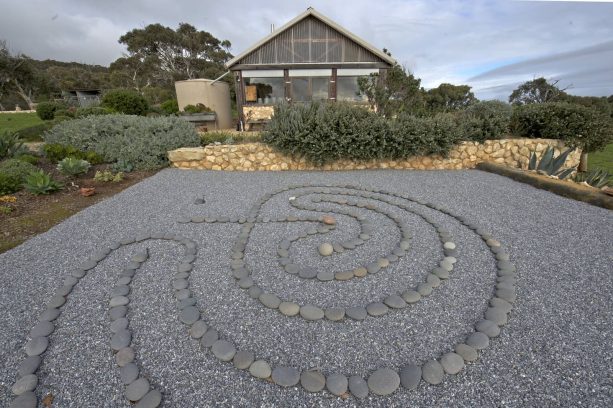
[10,184,517,407]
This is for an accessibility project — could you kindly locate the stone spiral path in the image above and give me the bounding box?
[8,183,519,407]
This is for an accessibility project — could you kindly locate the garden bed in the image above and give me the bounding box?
[476,162,613,210]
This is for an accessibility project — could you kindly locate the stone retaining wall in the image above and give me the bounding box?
[168,139,581,171]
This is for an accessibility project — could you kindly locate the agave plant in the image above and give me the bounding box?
[24,169,62,195]
[528,146,576,180]
[573,168,612,188]
[57,157,91,177]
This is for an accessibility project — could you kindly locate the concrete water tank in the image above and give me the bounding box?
[175,79,232,129]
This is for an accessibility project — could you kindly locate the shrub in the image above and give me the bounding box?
[160,99,179,115]
[101,90,149,116]
[0,159,38,194]
[111,159,134,173]
[16,122,54,142]
[42,143,104,164]
[75,106,113,118]
[200,131,262,146]
[459,100,512,142]
[573,168,611,188]
[43,114,200,170]
[263,102,459,165]
[0,131,27,159]
[183,103,213,114]
[510,102,613,153]
[23,169,62,195]
[94,170,124,182]
[36,101,59,120]
[16,154,39,165]
[57,157,91,177]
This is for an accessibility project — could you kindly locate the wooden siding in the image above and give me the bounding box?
[235,16,386,66]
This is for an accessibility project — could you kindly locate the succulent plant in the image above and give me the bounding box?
[57,157,91,177]
[24,170,62,195]
[527,146,576,180]
[573,168,612,188]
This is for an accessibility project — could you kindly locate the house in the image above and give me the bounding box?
[61,89,101,108]
[225,7,396,129]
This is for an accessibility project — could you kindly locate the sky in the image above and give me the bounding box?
[1,0,612,100]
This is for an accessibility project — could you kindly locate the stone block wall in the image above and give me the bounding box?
[168,139,581,172]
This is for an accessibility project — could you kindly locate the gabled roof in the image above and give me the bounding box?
[226,7,396,69]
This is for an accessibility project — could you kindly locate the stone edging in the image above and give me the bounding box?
[476,162,613,210]
[10,185,517,406]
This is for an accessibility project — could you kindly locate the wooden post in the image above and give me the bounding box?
[284,69,291,103]
[329,68,337,102]
[236,71,244,128]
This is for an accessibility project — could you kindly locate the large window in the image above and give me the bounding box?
[244,77,284,105]
[291,77,329,102]
[337,76,367,102]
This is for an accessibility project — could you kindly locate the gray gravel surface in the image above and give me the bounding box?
[1,168,612,407]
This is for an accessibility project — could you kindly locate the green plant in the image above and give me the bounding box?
[23,169,62,195]
[16,154,39,165]
[36,101,60,120]
[15,122,54,142]
[101,90,149,116]
[42,143,104,164]
[160,99,179,115]
[0,131,27,160]
[0,205,12,214]
[0,158,38,193]
[183,103,213,114]
[459,101,513,142]
[0,173,22,195]
[111,159,134,173]
[527,146,576,179]
[573,168,612,188]
[75,106,113,118]
[263,102,459,166]
[94,170,124,182]
[57,157,91,176]
[43,114,200,170]
[510,102,613,153]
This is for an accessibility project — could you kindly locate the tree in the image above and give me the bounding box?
[0,41,37,109]
[509,77,568,105]
[115,23,233,86]
[426,83,476,112]
[358,64,425,117]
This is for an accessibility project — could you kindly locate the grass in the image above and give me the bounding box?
[588,143,613,173]
[0,112,43,133]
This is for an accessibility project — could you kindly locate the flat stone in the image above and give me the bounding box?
[384,295,407,309]
[200,329,219,348]
[40,308,60,322]
[233,350,255,369]
[120,363,139,384]
[249,360,272,378]
[443,242,456,250]
[248,286,263,299]
[172,279,189,290]
[63,276,78,286]
[322,215,336,225]
[490,297,513,313]
[80,259,98,270]
[485,307,508,326]
[109,306,127,321]
[348,376,369,398]
[318,243,334,256]
[25,337,48,357]
[324,307,345,321]
[476,319,501,337]
[427,274,441,287]
[367,302,388,316]
[300,371,326,392]
[332,243,344,253]
[400,365,421,390]
[300,305,324,320]
[366,262,381,274]
[335,270,354,281]
[47,294,66,309]
[135,389,162,408]
[272,367,300,387]
[115,347,135,367]
[326,374,348,396]
[421,360,444,385]
[279,302,300,316]
[9,391,37,408]
[486,238,501,247]
[11,374,37,395]
[111,329,131,351]
[17,356,41,377]
[455,343,478,362]
[30,321,54,338]
[466,332,490,350]
[179,298,197,309]
[496,287,517,303]
[496,252,510,261]
[299,267,318,279]
[259,293,281,309]
[367,368,400,396]
[440,352,464,375]
[112,285,130,297]
[189,320,208,339]
[110,296,129,307]
[317,271,334,281]
[179,306,200,325]
[417,283,433,296]
[238,276,254,289]
[353,267,367,277]
[284,264,299,274]
[125,378,150,401]
[402,290,421,304]
[377,258,390,268]
[212,340,236,361]
[346,306,367,321]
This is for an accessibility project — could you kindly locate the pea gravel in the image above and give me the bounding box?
[1,168,612,407]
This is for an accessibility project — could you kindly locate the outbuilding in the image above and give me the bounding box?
[225,7,396,129]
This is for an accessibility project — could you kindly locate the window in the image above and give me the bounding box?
[337,76,368,102]
[291,77,329,102]
[244,77,284,105]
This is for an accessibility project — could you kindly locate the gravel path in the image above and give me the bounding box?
[1,168,612,407]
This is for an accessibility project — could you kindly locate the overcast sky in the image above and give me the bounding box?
[1,0,612,100]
